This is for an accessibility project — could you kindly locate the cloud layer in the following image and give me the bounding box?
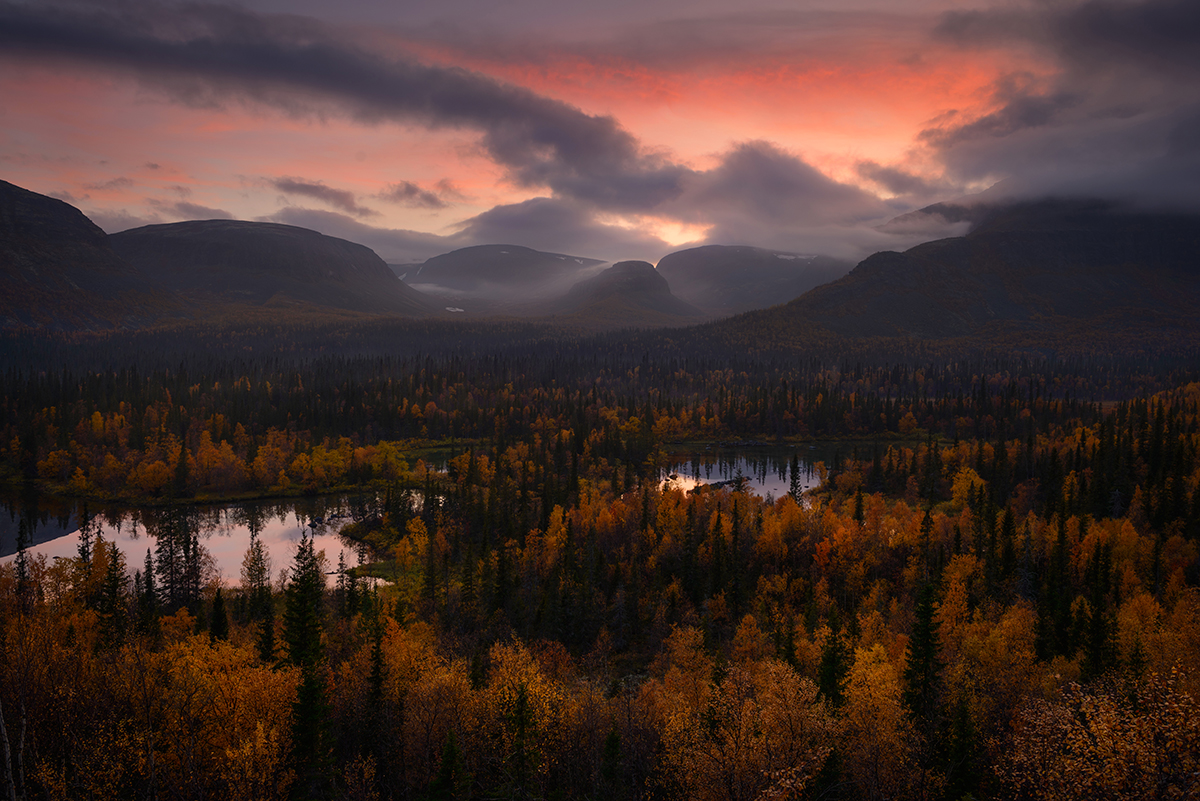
[2,0,1197,262]
[927,0,1200,210]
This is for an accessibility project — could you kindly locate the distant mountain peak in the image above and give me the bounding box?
[556,259,703,323]
[758,199,1200,340]
[655,244,850,315]
[409,244,603,294]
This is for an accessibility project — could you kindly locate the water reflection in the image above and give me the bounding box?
[0,491,391,587]
[660,445,836,499]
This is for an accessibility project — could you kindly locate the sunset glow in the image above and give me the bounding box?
[2,0,1196,261]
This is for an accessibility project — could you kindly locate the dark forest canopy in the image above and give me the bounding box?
[2,318,1200,800]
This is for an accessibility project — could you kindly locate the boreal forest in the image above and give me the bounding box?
[1,317,1199,801]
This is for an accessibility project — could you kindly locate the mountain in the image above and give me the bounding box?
[0,179,176,328]
[733,200,1200,343]
[408,245,604,295]
[654,245,850,315]
[554,260,704,326]
[111,220,440,317]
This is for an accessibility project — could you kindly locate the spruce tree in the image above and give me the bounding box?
[98,542,128,647]
[284,533,331,798]
[817,610,850,708]
[902,582,944,730]
[137,548,160,639]
[789,453,803,503]
[173,443,191,498]
[209,587,229,642]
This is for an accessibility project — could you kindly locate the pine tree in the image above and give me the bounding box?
[789,453,803,503]
[258,612,277,664]
[241,533,273,622]
[14,518,32,612]
[209,587,229,642]
[173,443,191,498]
[817,610,850,708]
[137,548,160,639]
[284,534,326,668]
[98,541,128,647]
[427,729,469,801]
[284,533,331,798]
[903,582,944,729]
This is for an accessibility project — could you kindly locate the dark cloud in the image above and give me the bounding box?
[682,142,888,227]
[165,200,233,219]
[260,206,457,262]
[0,0,937,257]
[403,8,934,75]
[0,0,689,212]
[855,160,953,200]
[378,181,450,209]
[269,177,377,217]
[86,207,162,233]
[47,189,83,204]
[455,197,669,260]
[928,0,1200,211]
[84,176,134,191]
[920,78,1081,149]
[1058,0,1200,75]
[937,0,1200,77]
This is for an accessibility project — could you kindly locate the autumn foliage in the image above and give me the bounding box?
[2,326,1200,799]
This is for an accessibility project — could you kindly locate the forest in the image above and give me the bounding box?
[1,320,1199,800]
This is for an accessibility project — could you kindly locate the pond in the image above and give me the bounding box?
[0,490,389,587]
[660,442,846,499]
[0,442,853,583]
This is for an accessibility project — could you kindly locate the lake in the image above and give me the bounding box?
[660,442,841,498]
[0,490,386,587]
[0,443,845,583]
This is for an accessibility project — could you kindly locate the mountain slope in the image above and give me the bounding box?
[755,200,1200,341]
[408,244,603,295]
[0,179,176,328]
[555,260,704,326]
[655,245,850,315]
[111,220,440,317]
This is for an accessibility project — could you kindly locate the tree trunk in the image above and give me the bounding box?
[0,697,18,801]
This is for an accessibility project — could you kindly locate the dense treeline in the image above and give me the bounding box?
[2,324,1199,799]
[3,322,1198,502]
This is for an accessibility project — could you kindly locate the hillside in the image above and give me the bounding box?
[111,220,441,317]
[0,179,177,329]
[554,260,704,327]
[655,245,850,314]
[407,244,603,296]
[717,200,1200,347]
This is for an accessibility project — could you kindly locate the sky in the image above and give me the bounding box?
[1,0,1197,263]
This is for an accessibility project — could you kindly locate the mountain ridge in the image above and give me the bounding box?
[111,219,441,317]
[718,200,1200,346]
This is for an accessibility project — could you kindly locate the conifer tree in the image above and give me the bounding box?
[98,541,128,647]
[789,453,803,503]
[209,587,229,642]
[284,532,331,798]
[818,609,850,708]
[173,443,190,498]
[136,548,160,638]
[903,581,944,730]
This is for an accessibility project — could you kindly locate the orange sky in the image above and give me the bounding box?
[0,0,1062,260]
